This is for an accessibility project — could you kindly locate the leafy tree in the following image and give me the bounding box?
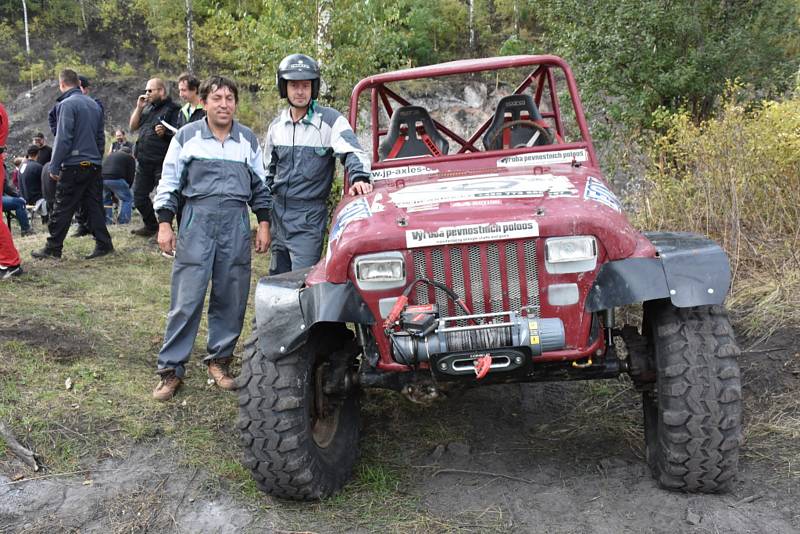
[539,0,800,124]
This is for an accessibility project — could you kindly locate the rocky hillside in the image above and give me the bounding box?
[5,77,146,156]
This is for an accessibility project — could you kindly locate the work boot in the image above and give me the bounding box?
[152,371,182,401]
[207,359,236,390]
[85,246,114,259]
[31,248,61,260]
[131,226,157,237]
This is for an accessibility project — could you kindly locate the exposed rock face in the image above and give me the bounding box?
[5,77,145,157]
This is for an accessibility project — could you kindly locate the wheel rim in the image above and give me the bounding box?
[311,361,341,448]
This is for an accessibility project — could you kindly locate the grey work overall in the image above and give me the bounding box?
[157,197,252,377]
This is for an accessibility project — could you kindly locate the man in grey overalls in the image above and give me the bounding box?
[151,76,271,401]
[263,53,372,275]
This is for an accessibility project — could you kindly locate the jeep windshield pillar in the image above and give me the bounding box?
[238,55,742,500]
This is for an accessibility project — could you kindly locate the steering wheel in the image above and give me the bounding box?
[487,120,554,149]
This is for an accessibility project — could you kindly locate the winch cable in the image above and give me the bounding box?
[383,278,474,330]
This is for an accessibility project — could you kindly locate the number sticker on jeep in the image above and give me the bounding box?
[406,220,539,248]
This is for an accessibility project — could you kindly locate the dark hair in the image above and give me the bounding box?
[33,132,45,139]
[178,73,200,91]
[59,69,79,87]
[26,145,40,157]
[78,75,90,88]
[199,76,238,103]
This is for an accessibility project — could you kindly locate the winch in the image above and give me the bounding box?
[383,279,565,368]
[390,307,565,365]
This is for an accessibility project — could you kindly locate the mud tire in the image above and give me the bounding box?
[237,335,360,500]
[642,300,742,493]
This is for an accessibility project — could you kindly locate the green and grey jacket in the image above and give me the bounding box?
[153,118,271,224]
[264,102,371,202]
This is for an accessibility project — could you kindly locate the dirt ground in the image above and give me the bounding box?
[1,328,798,534]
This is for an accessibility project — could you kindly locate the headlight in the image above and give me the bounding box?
[354,252,406,290]
[545,236,597,273]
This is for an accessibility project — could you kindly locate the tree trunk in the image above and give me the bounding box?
[78,0,88,33]
[316,0,333,66]
[185,0,195,73]
[467,0,475,52]
[22,0,32,90]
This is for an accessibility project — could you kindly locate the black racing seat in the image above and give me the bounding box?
[378,106,449,160]
[483,94,552,150]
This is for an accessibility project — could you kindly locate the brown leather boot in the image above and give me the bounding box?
[152,371,182,401]
[207,358,236,390]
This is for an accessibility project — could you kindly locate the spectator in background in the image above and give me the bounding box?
[79,76,104,117]
[109,129,133,154]
[19,145,43,205]
[3,171,33,236]
[32,132,52,165]
[176,73,205,129]
[10,156,23,188]
[0,100,23,279]
[129,77,180,237]
[68,75,105,238]
[102,145,135,224]
[31,69,113,261]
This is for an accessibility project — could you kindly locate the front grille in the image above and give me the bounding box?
[411,239,540,318]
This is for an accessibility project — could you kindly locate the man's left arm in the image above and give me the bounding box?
[245,133,272,253]
[329,115,372,195]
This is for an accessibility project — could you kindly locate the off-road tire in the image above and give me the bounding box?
[642,300,742,493]
[237,335,360,500]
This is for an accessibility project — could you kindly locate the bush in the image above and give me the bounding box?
[636,88,800,334]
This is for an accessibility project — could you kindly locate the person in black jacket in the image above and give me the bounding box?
[101,146,135,224]
[31,69,113,260]
[129,77,180,237]
[32,132,52,165]
[18,145,43,205]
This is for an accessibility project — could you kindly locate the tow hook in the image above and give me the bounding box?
[473,354,492,379]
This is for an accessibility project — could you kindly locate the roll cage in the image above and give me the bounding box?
[347,55,599,181]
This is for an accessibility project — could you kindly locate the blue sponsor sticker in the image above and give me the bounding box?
[329,197,372,243]
[584,176,621,212]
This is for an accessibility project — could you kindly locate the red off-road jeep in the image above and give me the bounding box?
[238,56,742,500]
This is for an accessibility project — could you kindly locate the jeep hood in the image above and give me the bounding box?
[313,163,655,284]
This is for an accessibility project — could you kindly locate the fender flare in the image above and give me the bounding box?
[254,268,376,358]
[585,232,731,312]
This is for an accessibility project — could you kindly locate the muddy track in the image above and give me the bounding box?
[1,331,798,533]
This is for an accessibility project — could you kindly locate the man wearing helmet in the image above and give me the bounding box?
[264,53,372,275]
